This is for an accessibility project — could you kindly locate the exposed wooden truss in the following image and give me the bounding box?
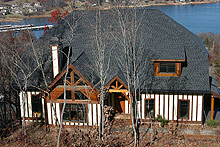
[106,76,128,92]
[48,64,99,93]
[46,64,98,101]
[106,76,130,103]
[106,76,128,90]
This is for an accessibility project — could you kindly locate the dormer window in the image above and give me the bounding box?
[153,61,182,77]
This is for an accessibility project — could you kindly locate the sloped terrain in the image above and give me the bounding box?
[0,120,219,147]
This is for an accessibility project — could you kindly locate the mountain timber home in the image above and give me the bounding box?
[18,8,220,126]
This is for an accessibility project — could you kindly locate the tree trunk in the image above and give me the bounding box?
[101,90,105,138]
[99,88,105,140]
[22,91,26,136]
[57,46,71,147]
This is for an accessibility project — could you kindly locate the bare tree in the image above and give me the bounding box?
[112,5,148,146]
[56,14,79,147]
[57,46,71,147]
[9,19,77,146]
[88,8,114,140]
[0,31,44,144]
[0,32,19,136]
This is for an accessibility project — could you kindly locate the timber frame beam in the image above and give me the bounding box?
[46,64,99,101]
[105,75,130,102]
[109,89,128,93]
[211,95,214,120]
[56,85,92,90]
[48,64,99,93]
[105,76,128,90]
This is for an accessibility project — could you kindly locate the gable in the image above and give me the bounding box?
[47,64,98,101]
[106,76,128,93]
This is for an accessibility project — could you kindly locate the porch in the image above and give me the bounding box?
[104,76,131,120]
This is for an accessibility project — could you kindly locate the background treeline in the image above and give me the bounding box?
[0,31,36,137]
[198,32,220,83]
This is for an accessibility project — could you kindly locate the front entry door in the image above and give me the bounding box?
[114,93,125,113]
[105,92,126,113]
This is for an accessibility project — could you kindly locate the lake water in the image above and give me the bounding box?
[1,3,220,38]
[152,3,220,34]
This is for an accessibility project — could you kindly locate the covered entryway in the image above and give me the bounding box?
[105,76,130,116]
[105,92,126,113]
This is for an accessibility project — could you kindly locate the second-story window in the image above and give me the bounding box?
[159,63,176,73]
[153,60,182,76]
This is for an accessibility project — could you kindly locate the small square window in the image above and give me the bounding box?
[145,99,154,117]
[179,100,189,119]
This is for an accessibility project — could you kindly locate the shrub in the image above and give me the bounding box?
[206,119,219,128]
[157,115,169,127]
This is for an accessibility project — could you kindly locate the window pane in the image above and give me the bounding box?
[145,99,154,117]
[63,104,71,120]
[159,63,176,73]
[168,63,176,73]
[159,64,167,73]
[179,101,189,119]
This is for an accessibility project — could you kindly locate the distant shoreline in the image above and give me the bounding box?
[0,14,51,22]
[0,1,217,23]
[151,1,217,6]
[118,1,217,8]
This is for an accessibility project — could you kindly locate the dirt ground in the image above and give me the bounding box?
[0,120,219,147]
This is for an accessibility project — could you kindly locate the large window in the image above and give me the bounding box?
[145,99,154,118]
[63,104,86,122]
[32,95,42,118]
[159,63,176,73]
[179,100,189,119]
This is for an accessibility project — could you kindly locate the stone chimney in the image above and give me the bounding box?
[50,37,60,78]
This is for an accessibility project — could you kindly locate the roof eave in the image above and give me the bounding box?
[146,89,210,94]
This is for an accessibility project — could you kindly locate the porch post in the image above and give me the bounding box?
[211,95,214,120]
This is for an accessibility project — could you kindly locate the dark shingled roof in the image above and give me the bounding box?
[71,52,100,87]
[22,8,210,93]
